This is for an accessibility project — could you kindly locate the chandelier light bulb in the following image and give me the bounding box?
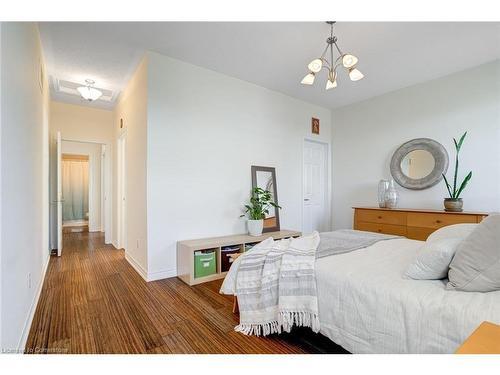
[326,79,337,90]
[342,54,358,68]
[326,70,337,90]
[301,72,316,85]
[307,59,323,73]
[348,67,364,81]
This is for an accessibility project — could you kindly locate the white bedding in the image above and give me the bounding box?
[221,237,500,353]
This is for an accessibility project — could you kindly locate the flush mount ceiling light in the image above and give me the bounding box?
[77,79,103,102]
[301,21,364,90]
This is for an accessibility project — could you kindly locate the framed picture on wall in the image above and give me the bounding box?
[312,117,320,134]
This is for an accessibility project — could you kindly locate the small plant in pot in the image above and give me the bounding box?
[442,132,472,212]
[241,187,281,236]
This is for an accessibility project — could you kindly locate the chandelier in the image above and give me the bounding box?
[77,79,103,102]
[301,21,364,90]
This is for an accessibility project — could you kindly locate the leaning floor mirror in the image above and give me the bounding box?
[251,166,280,232]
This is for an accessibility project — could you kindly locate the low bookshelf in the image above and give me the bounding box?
[177,229,301,286]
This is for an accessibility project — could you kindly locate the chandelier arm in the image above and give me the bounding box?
[330,42,334,69]
[319,56,332,69]
[333,42,343,57]
[319,43,329,59]
[333,60,343,69]
[334,55,343,66]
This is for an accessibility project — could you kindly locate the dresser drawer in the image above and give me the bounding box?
[407,227,435,241]
[355,209,407,225]
[407,212,478,229]
[355,222,407,236]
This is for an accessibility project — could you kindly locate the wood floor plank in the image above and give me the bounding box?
[97,276,149,353]
[162,332,196,354]
[105,273,165,351]
[46,284,71,347]
[25,232,311,354]
[70,302,98,353]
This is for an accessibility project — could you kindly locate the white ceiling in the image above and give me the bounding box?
[39,22,500,110]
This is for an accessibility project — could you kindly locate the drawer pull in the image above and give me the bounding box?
[378,216,382,219]
[436,220,442,224]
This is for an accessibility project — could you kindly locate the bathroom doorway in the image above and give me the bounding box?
[61,140,105,235]
[62,153,90,232]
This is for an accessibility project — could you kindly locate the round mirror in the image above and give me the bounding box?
[390,138,449,190]
[400,150,436,179]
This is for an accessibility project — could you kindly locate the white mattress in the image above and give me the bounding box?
[221,238,500,353]
[316,238,500,353]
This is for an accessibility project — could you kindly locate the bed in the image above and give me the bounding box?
[221,236,500,354]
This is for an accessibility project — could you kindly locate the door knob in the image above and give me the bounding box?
[304,198,310,201]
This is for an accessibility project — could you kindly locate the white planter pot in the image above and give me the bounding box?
[247,219,264,237]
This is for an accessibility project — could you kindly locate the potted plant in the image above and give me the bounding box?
[442,132,472,212]
[241,187,281,236]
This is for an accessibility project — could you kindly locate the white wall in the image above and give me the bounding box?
[331,60,500,229]
[1,23,50,351]
[113,57,148,278]
[50,101,113,246]
[0,21,3,348]
[62,141,103,232]
[147,52,332,279]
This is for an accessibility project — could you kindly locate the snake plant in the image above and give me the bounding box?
[442,132,472,199]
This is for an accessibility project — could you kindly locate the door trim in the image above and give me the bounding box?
[56,131,62,256]
[117,131,127,250]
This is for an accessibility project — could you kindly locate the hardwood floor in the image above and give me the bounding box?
[25,231,315,354]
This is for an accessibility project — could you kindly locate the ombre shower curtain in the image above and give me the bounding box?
[62,159,89,222]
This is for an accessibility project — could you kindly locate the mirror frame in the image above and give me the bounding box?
[251,166,280,233]
[390,138,449,190]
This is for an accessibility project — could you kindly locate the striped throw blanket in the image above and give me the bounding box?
[235,232,321,336]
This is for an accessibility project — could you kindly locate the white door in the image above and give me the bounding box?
[56,131,63,256]
[117,133,127,250]
[303,140,328,234]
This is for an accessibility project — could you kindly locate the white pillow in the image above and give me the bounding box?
[427,223,477,243]
[405,238,463,280]
[447,214,500,292]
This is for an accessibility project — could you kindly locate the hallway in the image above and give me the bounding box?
[25,232,310,354]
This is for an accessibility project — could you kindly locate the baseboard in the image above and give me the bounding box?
[125,252,148,281]
[147,268,177,282]
[17,253,51,351]
[124,252,176,282]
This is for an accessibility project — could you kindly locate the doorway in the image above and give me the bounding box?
[53,136,110,255]
[302,139,329,233]
[62,153,89,231]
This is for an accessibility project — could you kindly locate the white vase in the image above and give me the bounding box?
[378,179,389,208]
[247,219,264,236]
[384,179,399,209]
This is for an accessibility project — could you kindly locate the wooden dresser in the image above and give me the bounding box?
[353,207,488,241]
